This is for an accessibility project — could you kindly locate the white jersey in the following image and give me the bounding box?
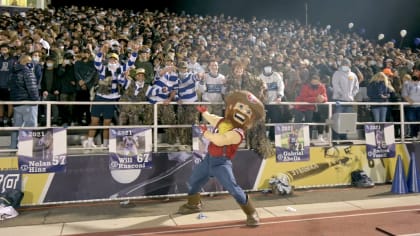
[258,72,284,103]
[198,73,225,102]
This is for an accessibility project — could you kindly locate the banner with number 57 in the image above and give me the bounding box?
[18,128,67,173]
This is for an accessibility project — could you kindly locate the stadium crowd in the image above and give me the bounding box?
[0,5,419,154]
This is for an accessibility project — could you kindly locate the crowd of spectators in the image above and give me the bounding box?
[0,5,419,143]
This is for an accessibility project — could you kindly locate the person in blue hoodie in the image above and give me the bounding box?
[367,72,395,122]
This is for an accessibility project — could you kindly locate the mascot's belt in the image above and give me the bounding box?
[208,144,236,159]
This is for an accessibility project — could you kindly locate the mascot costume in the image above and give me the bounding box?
[178,90,265,227]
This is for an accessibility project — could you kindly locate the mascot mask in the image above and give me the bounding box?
[224,90,265,130]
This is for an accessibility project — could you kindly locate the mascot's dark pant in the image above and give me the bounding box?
[187,154,247,204]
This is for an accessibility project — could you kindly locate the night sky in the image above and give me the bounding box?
[51,0,420,47]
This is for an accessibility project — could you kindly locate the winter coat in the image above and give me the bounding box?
[295,83,328,111]
[9,63,40,102]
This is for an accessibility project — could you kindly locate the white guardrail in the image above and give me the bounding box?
[0,100,419,153]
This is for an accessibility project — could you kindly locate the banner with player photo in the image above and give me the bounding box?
[275,124,310,162]
[17,128,67,173]
[365,124,396,159]
[109,128,153,172]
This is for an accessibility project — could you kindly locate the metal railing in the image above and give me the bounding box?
[0,100,419,153]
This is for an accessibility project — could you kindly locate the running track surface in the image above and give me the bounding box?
[70,205,420,236]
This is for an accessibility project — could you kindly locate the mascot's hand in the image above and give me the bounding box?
[199,124,208,134]
[196,105,208,113]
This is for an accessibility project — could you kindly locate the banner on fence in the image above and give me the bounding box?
[275,124,310,162]
[109,128,153,184]
[17,128,67,173]
[365,124,396,159]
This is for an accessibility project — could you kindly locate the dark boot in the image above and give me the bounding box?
[239,195,260,227]
[178,193,202,214]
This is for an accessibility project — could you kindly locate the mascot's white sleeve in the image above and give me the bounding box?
[201,111,242,146]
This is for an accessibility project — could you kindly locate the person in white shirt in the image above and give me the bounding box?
[258,60,285,141]
[197,58,226,116]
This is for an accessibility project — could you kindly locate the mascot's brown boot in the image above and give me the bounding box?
[178,193,202,214]
[239,195,260,227]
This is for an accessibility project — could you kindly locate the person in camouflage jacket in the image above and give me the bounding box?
[119,68,153,125]
[224,59,274,158]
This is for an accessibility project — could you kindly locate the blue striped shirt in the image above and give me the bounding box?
[147,72,179,103]
[178,73,199,102]
[94,52,137,99]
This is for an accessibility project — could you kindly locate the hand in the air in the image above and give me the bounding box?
[196,105,208,113]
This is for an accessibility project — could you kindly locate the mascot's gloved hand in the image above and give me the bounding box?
[199,124,208,134]
[196,105,208,113]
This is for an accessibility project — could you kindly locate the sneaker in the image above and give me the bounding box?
[351,170,374,188]
[317,134,325,142]
[82,140,97,148]
[0,206,19,220]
